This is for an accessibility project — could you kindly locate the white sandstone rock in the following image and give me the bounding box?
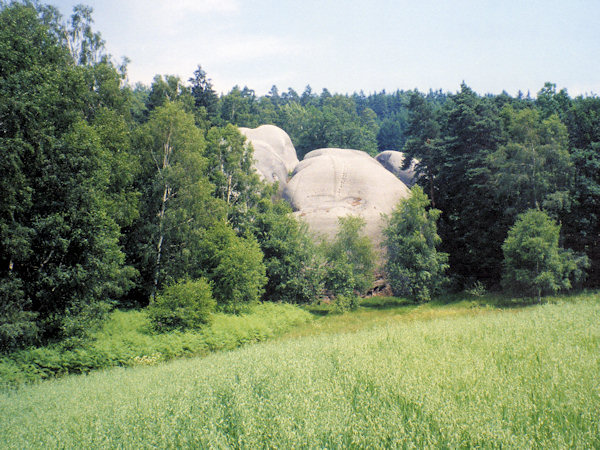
[248,139,288,188]
[240,125,299,173]
[375,150,418,187]
[284,148,411,243]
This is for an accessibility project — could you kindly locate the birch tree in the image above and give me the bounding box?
[133,102,223,300]
[204,124,266,230]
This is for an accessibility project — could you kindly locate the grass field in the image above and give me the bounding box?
[0,302,313,386]
[1,293,599,448]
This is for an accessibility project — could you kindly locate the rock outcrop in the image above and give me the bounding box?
[239,125,299,187]
[247,139,289,188]
[375,150,418,187]
[284,148,411,243]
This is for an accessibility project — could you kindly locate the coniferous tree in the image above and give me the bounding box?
[189,64,219,122]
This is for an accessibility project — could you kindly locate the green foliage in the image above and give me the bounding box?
[502,209,587,301]
[219,85,259,127]
[0,303,312,387]
[128,101,223,301]
[278,96,379,158]
[0,276,37,352]
[465,281,487,297]
[202,224,267,313]
[324,216,375,297]
[323,259,356,298]
[384,186,449,302]
[148,279,216,332]
[536,82,572,120]
[1,297,598,447]
[562,130,600,286]
[189,64,219,122]
[204,124,267,228]
[250,199,324,303]
[331,294,361,314]
[488,106,573,215]
[146,74,194,112]
[0,2,135,347]
[377,111,408,151]
[403,85,506,287]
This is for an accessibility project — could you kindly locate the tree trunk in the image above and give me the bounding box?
[429,174,436,208]
[531,143,538,209]
[152,129,173,300]
[152,182,171,300]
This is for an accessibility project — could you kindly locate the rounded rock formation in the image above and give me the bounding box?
[375,150,418,187]
[284,148,411,243]
[248,139,289,188]
[240,125,299,173]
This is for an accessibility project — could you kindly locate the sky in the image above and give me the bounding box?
[49,0,600,97]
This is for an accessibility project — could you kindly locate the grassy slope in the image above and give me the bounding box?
[281,295,502,340]
[1,293,599,448]
[0,303,313,386]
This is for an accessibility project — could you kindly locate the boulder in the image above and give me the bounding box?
[375,150,418,187]
[239,125,299,173]
[249,139,288,188]
[284,148,411,244]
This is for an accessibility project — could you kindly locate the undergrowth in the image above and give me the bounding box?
[0,303,312,387]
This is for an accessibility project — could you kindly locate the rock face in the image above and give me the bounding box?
[247,139,289,188]
[284,148,411,243]
[375,150,418,187]
[239,125,299,189]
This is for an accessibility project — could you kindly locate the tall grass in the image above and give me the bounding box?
[1,296,598,448]
[0,302,312,386]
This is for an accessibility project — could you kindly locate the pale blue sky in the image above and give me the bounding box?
[50,0,599,97]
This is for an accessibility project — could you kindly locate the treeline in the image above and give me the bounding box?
[1,2,599,352]
[206,80,600,291]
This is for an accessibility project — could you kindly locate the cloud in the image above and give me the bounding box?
[113,0,240,36]
[209,35,304,64]
[149,0,240,15]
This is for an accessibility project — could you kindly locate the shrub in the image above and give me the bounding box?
[0,303,312,387]
[323,259,355,298]
[212,235,267,314]
[0,277,38,352]
[251,199,324,304]
[148,278,216,332]
[383,185,448,303]
[201,223,267,314]
[332,294,361,313]
[465,281,487,297]
[324,216,375,297]
[502,209,588,302]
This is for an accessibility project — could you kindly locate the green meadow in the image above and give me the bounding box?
[1,293,599,448]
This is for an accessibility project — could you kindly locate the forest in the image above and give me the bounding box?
[1,0,599,356]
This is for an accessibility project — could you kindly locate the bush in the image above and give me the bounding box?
[502,209,588,302]
[201,223,267,314]
[332,294,361,314]
[465,281,487,297]
[0,303,312,387]
[0,276,39,353]
[148,278,216,332]
[323,259,355,298]
[251,199,324,304]
[383,185,449,303]
[324,216,375,297]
